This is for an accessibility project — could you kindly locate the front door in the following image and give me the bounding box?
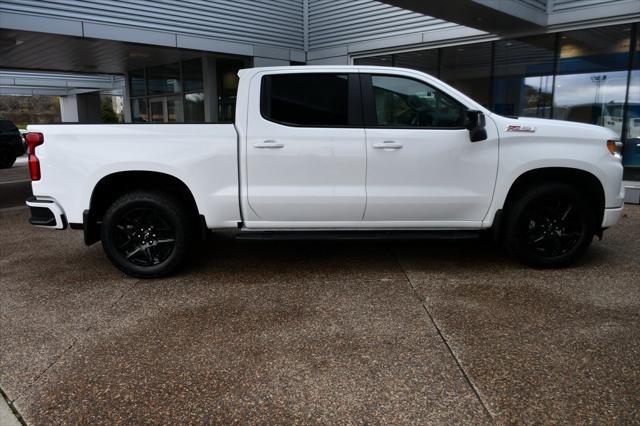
[245,72,366,223]
[361,73,499,225]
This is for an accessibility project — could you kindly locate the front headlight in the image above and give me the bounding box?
[607,139,623,157]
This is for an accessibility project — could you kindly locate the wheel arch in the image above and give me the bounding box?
[494,167,605,237]
[85,170,202,245]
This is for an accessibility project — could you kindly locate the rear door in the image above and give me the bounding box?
[245,72,366,223]
[361,73,499,225]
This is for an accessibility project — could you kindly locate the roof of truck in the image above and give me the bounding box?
[238,65,431,76]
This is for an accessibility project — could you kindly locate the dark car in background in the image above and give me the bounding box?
[0,119,26,168]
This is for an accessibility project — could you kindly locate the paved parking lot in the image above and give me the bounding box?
[0,161,31,209]
[1,204,639,424]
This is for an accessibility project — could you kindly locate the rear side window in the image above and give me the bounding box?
[261,74,349,126]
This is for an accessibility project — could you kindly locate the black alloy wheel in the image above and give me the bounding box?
[113,207,176,266]
[101,191,194,278]
[504,183,595,268]
[518,196,583,257]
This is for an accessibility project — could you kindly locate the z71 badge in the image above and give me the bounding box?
[506,125,536,132]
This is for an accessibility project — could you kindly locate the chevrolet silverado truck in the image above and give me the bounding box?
[24,66,625,277]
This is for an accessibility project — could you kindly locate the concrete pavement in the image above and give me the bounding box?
[0,206,639,424]
[0,163,31,209]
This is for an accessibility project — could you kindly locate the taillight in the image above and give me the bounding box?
[25,132,44,181]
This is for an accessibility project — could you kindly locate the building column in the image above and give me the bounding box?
[59,95,79,122]
[123,73,132,123]
[203,56,218,122]
[58,92,101,123]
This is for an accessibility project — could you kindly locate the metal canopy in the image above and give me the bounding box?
[0,69,125,96]
[0,28,205,75]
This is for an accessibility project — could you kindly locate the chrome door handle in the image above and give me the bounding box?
[254,140,284,149]
[372,141,403,150]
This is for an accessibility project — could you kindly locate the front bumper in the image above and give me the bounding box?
[26,196,67,230]
[602,206,624,228]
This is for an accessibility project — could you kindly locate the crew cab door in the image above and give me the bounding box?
[244,72,366,223]
[361,73,499,225]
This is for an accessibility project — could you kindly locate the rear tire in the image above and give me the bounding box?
[101,191,195,278]
[0,148,16,169]
[503,183,595,268]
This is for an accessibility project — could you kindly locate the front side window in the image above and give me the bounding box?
[371,75,466,128]
[261,73,349,126]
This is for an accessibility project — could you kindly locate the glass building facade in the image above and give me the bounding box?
[355,23,640,179]
[129,57,246,125]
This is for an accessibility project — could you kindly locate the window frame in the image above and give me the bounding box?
[360,73,469,130]
[260,72,364,128]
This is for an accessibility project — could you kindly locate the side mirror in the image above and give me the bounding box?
[465,110,487,142]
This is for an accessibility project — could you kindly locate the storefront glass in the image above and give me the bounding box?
[147,62,181,95]
[440,43,492,108]
[624,31,640,175]
[395,49,439,75]
[184,93,205,123]
[493,35,555,117]
[129,57,244,123]
[353,23,639,175]
[553,25,632,138]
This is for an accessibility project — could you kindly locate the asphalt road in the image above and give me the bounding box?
[1,205,639,424]
[0,159,32,209]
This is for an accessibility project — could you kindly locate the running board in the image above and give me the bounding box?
[233,230,482,241]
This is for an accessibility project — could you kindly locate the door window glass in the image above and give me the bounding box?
[371,75,466,127]
[261,74,349,126]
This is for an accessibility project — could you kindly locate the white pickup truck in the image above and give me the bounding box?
[25,66,625,277]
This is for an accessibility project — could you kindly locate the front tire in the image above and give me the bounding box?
[503,183,595,268]
[101,191,195,278]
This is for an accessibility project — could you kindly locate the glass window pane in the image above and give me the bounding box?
[166,97,183,123]
[440,43,492,108]
[262,74,349,126]
[147,62,181,95]
[558,25,631,74]
[623,32,640,171]
[553,25,632,140]
[217,59,244,123]
[354,55,393,67]
[493,35,556,117]
[371,75,466,128]
[130,69,145,97]
[182,58,203,92]
[394,49,439,75]
[149,99,164,123]
[184,92,205,123]
[132,98,148,123]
